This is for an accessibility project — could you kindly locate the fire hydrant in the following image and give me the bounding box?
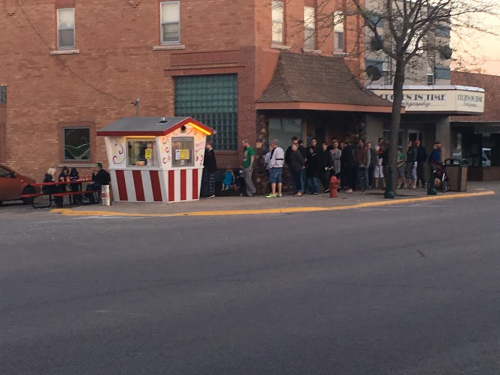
[329,176,340,198]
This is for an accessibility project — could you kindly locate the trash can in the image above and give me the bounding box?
[445,159,468,192]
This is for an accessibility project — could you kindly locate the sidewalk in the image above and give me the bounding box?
[53,182,498,217]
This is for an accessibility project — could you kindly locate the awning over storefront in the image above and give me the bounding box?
[256,52,394,114]
[369,85,485,115]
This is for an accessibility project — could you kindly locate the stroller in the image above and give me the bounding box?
[432,162,449,193]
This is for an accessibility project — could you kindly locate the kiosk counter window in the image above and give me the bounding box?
[127,138,158,167]
[172,137,194,167]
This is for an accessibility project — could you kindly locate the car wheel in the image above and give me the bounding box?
[22,186,36,205]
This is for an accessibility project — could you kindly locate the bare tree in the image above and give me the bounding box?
[291,0,498,194]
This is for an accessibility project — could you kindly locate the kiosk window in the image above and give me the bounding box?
[127,139,157,167]
[172,137,194,167]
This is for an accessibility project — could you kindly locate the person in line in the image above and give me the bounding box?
[305,146,319,195]
[264,147,273,193]
[367,142,377,189]
[414,140,427,188]
[222,167,235,191]
[331,140,342,181]
[289,143,305,197]
[374,145,385,189]
[341,140,355,193]
[327,137,338,151]
[406,140,417,189]
[319,141,333,193]
[203,142,217,198]
[298,140,307,194]
[285,136,299,193]
[309,138,318,152]
[69,167,81,205]
[242,139,256,197]
[355,139,369,191]
[429,141,444,188]
[266,139,285,198]
[43,167,63,208]
[86,163,110,203]
[396,147,406,188]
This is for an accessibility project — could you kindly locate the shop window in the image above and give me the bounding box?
[383,129,404,147]
[175,74,238,151]
[127,139,157,167]
[161,1,180,44]
[272,0,284,44]
[0,86,6,104]
[171,137,194,167]
[304,7,315,50]
[63,127,91,161]
[57,8,75,49]
[334,11,345,53]
[435,66,451,80]
[269,118,302,148]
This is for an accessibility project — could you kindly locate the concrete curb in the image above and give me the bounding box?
[51,191,496,218]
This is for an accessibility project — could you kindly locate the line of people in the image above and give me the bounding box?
[265,137,434,197]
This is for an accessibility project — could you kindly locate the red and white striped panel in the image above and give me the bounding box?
[110,169,203,203]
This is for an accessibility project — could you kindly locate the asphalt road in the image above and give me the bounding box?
[1,195,500,375]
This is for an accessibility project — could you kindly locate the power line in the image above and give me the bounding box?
[13,0,130,104]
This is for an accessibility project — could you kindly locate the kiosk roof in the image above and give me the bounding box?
[97,117,214,136]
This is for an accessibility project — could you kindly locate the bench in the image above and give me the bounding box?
[21,190,100,209]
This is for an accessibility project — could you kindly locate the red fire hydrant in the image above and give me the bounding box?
[329,176,340,198]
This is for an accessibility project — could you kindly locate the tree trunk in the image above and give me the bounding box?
[389,57,405,193]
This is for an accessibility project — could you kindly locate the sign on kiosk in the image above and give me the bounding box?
[97,117,214,203]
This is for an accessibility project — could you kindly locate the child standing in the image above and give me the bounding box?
[222,167,235,191]
[397,147,406,189]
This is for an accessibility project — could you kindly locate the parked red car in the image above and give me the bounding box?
[0,164,39,205]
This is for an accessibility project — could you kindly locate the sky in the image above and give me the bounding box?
[452,14,500,75]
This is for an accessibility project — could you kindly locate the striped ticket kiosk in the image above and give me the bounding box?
[97,117,214,203]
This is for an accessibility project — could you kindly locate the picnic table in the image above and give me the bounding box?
[20,178,100,209]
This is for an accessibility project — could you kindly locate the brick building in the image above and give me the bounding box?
[0,0,397,182]
[451,71,500,181]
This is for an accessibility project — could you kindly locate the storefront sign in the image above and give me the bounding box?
[369,86,485,114]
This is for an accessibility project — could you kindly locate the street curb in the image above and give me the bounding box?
[51,191,496,218]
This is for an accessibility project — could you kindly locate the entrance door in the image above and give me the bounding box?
[408,131,423,143]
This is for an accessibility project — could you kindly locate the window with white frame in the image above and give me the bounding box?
[57,8,75,49]
[161,1,180,44]
[304,7,315,50]
[272,0,284,44]
[334,11,345,53]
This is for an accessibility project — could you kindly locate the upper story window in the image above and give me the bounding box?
[161,1,180,44]
[334,11,345,53]
[0,86,6,105]
[57,8,75,49]
[304,7,315,50]
[272,0,284,44]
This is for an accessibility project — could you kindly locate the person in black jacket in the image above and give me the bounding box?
[406,141,417,189]
[285,136,299,192]
[289,144,305,197]
[341,141,355,193]
[318,142,333,192]
[69,167,81,205]
[305,146,320,195]
[203,142,218,198]
[43,168,63,208]
[86,163,110,203]
[414,139,428,188]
